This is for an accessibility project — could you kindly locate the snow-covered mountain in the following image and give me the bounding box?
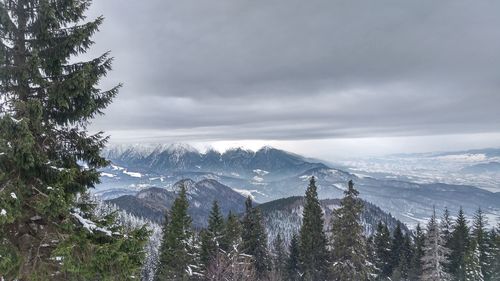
[108,179,248,228]
[102,144,326,179]
[97,144,500,228]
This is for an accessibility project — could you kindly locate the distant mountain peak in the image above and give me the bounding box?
[165,143,198,153]
[259,145,275,152]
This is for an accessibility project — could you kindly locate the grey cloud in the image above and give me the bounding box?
[87,0,500,142]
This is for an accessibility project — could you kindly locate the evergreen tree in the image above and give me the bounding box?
[272,232,287,279]
[221,211,242,253]
[464,241,484,281]
[490,225,500,280]
[374,221,392,279]
[449,207,470,281]
[0,0,146,279]
[471,208,492,280]
[409,223,425,280]
[200,200,225,270]
[390,223,405,274]
[420,209,451,281]
[441,207,453,273]
[241,196,270,279]
[391,233,414,281]
[155,184,198,281]
[441,207,453,246]
[286,233,301,281]
[299,176,329,281]
[330,180,372,281]
[365,236,379,281]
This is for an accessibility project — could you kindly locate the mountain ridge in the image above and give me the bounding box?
[98,144,500,227]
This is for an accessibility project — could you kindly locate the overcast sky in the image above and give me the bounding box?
[86,0,500,159]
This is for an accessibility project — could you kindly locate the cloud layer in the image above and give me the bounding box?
[87,0,500,144]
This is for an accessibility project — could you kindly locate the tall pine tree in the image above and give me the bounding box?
[241,196,270,279]
[409,223,425,280]
[299,176,329,281]
[272,232,287,279]
[471,208,492,280]
[222,211,242,253]
[330,180,371,280]
[390,223,405,275]
[490,225,500,280]
[374,221,392,279]
[449,207,470,281]
[200,200,225,270]
[0,0,146,279]
[286,233,301,281]
[391,233,414,280]
[464,241,484,281]
[420,209,451,281]
[155,184,198,281]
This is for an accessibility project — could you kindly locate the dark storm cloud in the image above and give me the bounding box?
[87,0,500,142]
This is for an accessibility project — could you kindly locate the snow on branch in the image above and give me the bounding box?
[72,211,113,237]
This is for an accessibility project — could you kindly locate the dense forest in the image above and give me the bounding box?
[148,177,500,281]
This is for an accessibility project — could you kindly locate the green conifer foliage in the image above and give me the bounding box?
[374,221,392,279]
[299,176,329,281]
[241,196,270,279]
[449,207,470,281]
[409,223,425,280]
[155,184,198,281]
[471,208,492,280]
[390,223,405,273]
[330,180,371,281]
[490,225,500,280]
[464,241,484,281]
[286,233,301,281]
[0,0,147,279]
[222,211,242,252]
[392,233,414,280]
[200,200,225,270]
[272,232,287,278]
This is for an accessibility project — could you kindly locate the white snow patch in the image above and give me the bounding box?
[0,209,6,216]
[252,176,264,182]
[101,172,116,178]
[10,192,17,199]
[232,188,267,200]
[72,212,112,236]
[10,116,22,123]
[233,188,256,200]
[352,173,370,179]
[253,169,269,176]
[333,183,346,191]
[110,164,125,171]
[50,166,66,172]
[123,170,142,178]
